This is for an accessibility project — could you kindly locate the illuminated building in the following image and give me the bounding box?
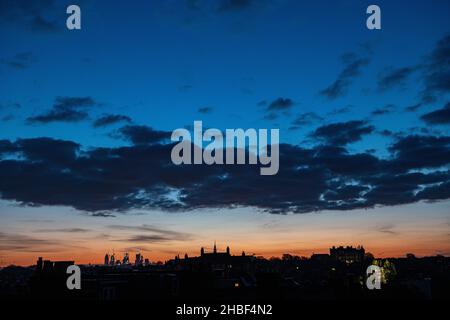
[330,246,365,264]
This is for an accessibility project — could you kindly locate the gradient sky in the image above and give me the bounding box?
[1,0,450,266]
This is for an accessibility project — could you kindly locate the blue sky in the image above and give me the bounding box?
[0,0,449,265]
[1,0,449,147]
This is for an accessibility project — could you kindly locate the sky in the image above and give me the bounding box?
[0,0,450,266]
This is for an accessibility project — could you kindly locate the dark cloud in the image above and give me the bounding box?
[405,103,423,112]
[378,129,394,137]
[420,34,450,102]
[421,102,450,125]
[117,125,172,145]
[121,235,180,242]
[27,109,88,123]
[380,35,450,105]
[93,114,132,128]
[27,96,97,124]
[16,137,80,164]
[310,120,375,146]
[289,112,323,130]
[198,107,213,114]
[377,66,417,91]
[292,112,323,126]
[0,132,449,215]
[20,219,54,223]
[0,52,36,69]
[35,228,90,233]
[374,224,398,236]
[387,135,450,172]
[371,104,395,116]
[262,97,295,120]
[416,181,450,201]
[108,224,192,242]
[0,140,17,155]
[328,106,352,116]
[267,98,294,111]
[53,96,96,110]
[0,232,61,252]
[320,53,369,99]
[324,185,368,202]
[363,171,450,207]
[122,246,152,253]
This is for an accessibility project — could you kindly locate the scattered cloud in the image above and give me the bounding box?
[420,34,450,102]
[35,228,90,233]
[378,129,394,137]
[405,103,423,112]
[377,66,417,91]
[0,52,36,69]
[310,120,374,146]
[198,107,213,114]
[371,104,395,116]
[320,53,369,99]
[27,109,88,123]
[109,224,193,242]
[263,97,295,120]
[0,232,62,252]
[327,106,352,116]
[122,246,152,253]
[290,112,323,130]
[93,114,132,128]
[0,0,60,33]
[116,125,172,145]
[27,96,97,124]
[374,224,398,236]
[421,102,450,125]
[267,97,295,111]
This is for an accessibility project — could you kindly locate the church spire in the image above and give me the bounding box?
[213,241,217,254]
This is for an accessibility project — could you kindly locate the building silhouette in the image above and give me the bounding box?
[330,245,365,264]
[2,245,448,301]
[123,253,129,265]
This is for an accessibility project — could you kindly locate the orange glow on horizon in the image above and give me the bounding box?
[2,242,447,267]
[1,201,449,267]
